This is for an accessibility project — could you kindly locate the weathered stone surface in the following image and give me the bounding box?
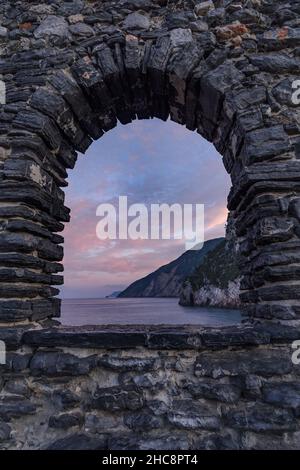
[194,349,292,378]
[0,421,11,442]
[1,0,298,325]
[194,1,215,17]
[30,351,95,376]
[124,411,162,431]
[186,379,241,403]
[0,397,36,421]
[0,26,8,38]
[195,428,241,449]
[147,331,202,349]
[249,53,300,73]
[49,412,83,429]
[1,0,300,452]
[69,23,94,37]
[255,323,300,343]
[273,78,299,108]
[47,433,107,450]
[123,12,150,31]
[20,324,299,351]
[243,375,262,399]
[3,379,30,398]
[241,126,291,164]
[34,16,70,40]
[89,385,144,412]
[170,28,193,47]
[23,327,147,349]
[0,327,28,350]
[108,433,190,451]
[200,326,270,348]
[4,353,31,372]
[199,63,245,139]
[241,431,300,451]
[0,325,299,450]
[68,14,84,25]
[262,382,300,415]
[168,400,220,430]
[216,22,249,41]
[51,390,80,411]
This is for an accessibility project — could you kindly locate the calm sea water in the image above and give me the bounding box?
[61,298,242,326]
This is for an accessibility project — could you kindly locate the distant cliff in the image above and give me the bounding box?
[118,238,224,298]
[179,239,241,309]
[105,291,122,299]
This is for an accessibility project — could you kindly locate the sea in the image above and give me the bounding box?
[61,298,242,326]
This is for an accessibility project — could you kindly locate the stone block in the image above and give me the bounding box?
[194,349,292,378]
[30,352,96,377]
[168,399,220,430]
[47,433,107,450]
[124,411,162,431]
[89,385,144,412]
[34,15,71,40]
[49,412,84,429]
[0,421,11,442]
[225,404,297,432]
[98,355,157,372]
[22,327,147,349]
[0,397,36,421]
[186,379,241,403]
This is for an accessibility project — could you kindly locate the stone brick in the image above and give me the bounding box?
[194,349,292,378]
[49,412,84,429]
[30,351,96,377]
[168,400,221,430]
[0,397,36,421]
[225,404,297,432]
[186,379,241,403]
[0,0,300,452]
[0,421,11,442]
[47,433,107,450]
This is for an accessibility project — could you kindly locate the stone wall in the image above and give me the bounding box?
[0,324,300,450]
[0,0,300,322]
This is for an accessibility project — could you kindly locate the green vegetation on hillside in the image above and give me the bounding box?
[118,238,224,298]
[185,240,240,291]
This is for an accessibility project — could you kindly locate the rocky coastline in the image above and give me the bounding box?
[179,238,241,309]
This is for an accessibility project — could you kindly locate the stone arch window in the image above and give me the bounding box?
[0,1,300,326]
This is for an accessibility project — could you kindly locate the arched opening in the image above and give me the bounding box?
[60,118,241,326]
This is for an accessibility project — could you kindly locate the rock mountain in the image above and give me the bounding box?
[179,238,241,308]
[118,237,240,308]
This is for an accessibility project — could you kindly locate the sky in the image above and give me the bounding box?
[60,119,231,299]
